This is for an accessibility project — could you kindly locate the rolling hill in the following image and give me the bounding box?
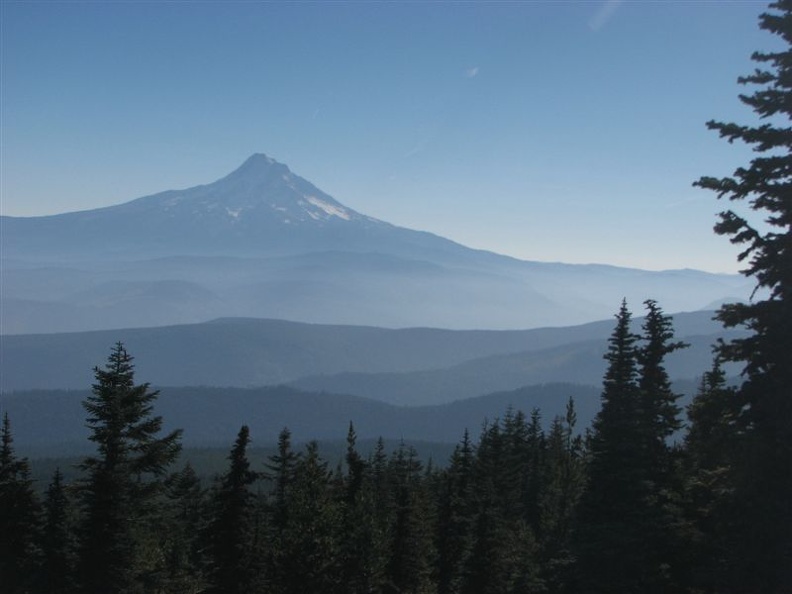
[0,310,742,409]
[1,383,603,458]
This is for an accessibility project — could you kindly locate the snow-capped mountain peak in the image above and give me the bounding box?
[123,153,374,228]
[200,154,367,224]
[1,153,752,334]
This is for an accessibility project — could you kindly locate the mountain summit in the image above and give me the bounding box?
[2,154,444,259]
[120,153,376,229]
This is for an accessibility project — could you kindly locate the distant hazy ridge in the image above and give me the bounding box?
[1,154,751,333]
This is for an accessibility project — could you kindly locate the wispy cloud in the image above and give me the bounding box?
[588,0,624,32]
[465,66,480,78]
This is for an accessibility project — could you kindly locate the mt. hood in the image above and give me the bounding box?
[1,154,751,333]
[2,154,467,262]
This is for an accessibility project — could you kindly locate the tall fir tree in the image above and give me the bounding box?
[577,300,688,592]
[636,299,687,589]
[160,463,208,594]
[0,413,40,594]
[574,300,649,593]
[277,441,341,594]
[638,299,687,449]
[694,2,792,590]
[683,358,741,593]
[265,427,300,537]
[460,418,543,594]
[370,436,390,507]
[39,468,78,594]
[263,427,301,593]
[343,422,366,507]
[78,343,182,594]
[522,408,546,536]
[686,359,740,475]
[206,425,258,594]
[538,398,585,593]
[435,430,475,594]
[338,423,388,594]
[460,488,519,594]
[385,443,435,594]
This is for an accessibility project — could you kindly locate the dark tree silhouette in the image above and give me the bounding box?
[694,2,792,590]
[78,343,182,594]
[40,468,78,594]
[575,300,685,593]
[0,413,40,594]
[206,425,258,594]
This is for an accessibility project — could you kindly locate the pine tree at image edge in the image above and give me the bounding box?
[694,1,792,590]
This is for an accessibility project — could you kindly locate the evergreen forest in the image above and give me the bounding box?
[2,2,791,593]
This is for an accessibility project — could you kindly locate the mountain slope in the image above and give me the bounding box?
[290,331,743,405]
[1,154,752,332]
[0,154,468,262]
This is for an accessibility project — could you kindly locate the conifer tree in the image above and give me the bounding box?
[471,420,508,511]
[683,359,741,592]
[385,443,435,594]
[369,437,389,499]
[436,430,475,594]
[461,479,540,594]
[576,301,687,592]
[344,422,366,506]
[265,427,299,537]
[40,468,78,594]
[460,491,515,594]
[638,299,687,448]
[694,2,792,589]
[160,463,208,593]
[339,423,387,594]
[369,436,393,556]
[636,299,687,588]
[522,408,546,534]
[539,398,584,592]
[0,413,40,594]
[207,425,258,594]
[686,359,739,473]
[574,301,648,593]
[77,343,182,594]
[263,427,303,593]
[459,417,543,594]
[278,441,341,594]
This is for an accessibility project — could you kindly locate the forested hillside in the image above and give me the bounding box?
[0,293,785,593]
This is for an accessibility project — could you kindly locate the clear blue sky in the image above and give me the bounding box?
[1,1,773,272]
